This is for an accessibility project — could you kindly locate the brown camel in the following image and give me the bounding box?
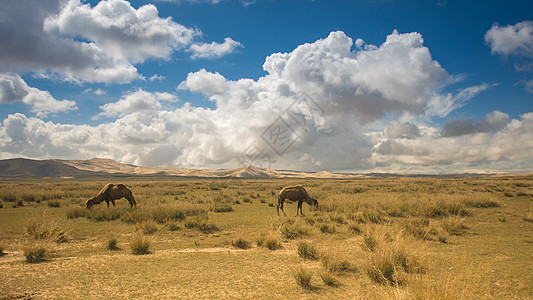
[277,185,318,216]
[86,183,136,209]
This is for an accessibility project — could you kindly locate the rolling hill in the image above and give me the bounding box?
[0,158,367,179]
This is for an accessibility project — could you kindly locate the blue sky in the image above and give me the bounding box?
[0,0,532,173]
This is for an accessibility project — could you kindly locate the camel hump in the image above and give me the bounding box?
[99,183,115,194]
[281,185,307,193]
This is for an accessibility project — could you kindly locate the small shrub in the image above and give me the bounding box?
[465,198,500,208]
[167,223,181,231]
[349,224,362,234]
[257,232,282,250]
[319,223,336,234]
[2,194,17,202]
[198,223,219,234]
[22,195,36,202]
[321,254,355,273]
[297,242,319,260]
[214,205,233,213]
[293,267,313,290]
[16,200,24,207]
[24,245,47,263]
[26,220,69,243]
[441,217,468,236]
[363,234,425,285]
[0,203,3,209]
[264,237,282,250]
[136,220,158,235]
[524,212,533,223]
[363,234,378,252]
[0,245,6,256]
[330,214,347,224]
[320,271,340,287]
[130,236,151,255]
[66,207,86,219]
[47,201,61,208]
[186,217,219,234]
[365,251,401,285]
[403,218,430,240]
[363,210,386,224]
[279,222,309,239]
[232,238,251,249]
[107,237,120,250]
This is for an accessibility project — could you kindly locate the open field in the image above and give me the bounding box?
[0,176,532,299]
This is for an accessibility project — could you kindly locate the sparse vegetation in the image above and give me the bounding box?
[363,230,425,285]
[0,176,530,298]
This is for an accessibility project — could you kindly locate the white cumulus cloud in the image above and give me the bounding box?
[0,0,240,84]
[2,30,528,173]
[0,73,77,116]
[189,37,243,59]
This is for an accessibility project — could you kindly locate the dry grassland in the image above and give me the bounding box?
[0,176,532,299]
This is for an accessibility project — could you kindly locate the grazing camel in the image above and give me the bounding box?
[86,183,136,209]
[277,185,318,216]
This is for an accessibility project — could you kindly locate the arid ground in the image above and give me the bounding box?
[0,176,532,299]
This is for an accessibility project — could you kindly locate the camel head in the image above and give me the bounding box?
[85,198,97,209]
[307,196,318,208]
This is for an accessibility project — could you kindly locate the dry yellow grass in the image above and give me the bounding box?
[0,176,532,299]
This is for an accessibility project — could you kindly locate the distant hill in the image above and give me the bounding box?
[0,157,506,179]
[0,157,369,179]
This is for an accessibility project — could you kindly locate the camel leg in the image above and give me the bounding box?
[111,199,116,207]
[127,196,135,208]
[297,200,303,216]
[277,198,287,216]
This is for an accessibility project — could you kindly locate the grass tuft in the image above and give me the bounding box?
[320,271,340,287]
[363,231,425,285]
[319,223,337,234]
[231,237,252,249]
[47,201,61,208]
[130,236,151,255]
[24,245,47,263]
[107,236,120,250]
[464,198,500,208]
[321,253,355,273]
[214,204,233,213]
[26,220,69,243]
[277,219,310,239]
[136,220,158,235]
[293,266,313,290]
[297,241,319,260]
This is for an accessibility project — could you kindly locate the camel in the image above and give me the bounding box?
[86,183,136,209]
[277,185,318,216]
